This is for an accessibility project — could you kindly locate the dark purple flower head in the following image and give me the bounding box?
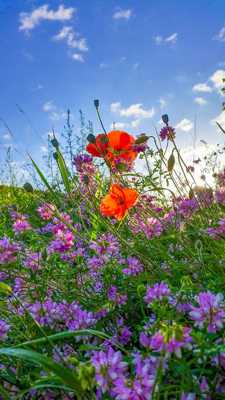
[159,126,175,141]
[73,154,94,172]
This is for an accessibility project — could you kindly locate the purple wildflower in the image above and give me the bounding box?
[140,324,192,357]
[0,237,20,265]
[91,347,127,394]
[176,198,198,219]
[37,203,56,220]
[207,217,225,239]
[113,353,159,400]
[144,282,171,304]
[122,256,143,276]
[159,126,176,141]
[108,286,127,306]
[215,188,225,205]
[0,320,10,341]
[90,233,120,261]
[24,252,41,271]
[189,291,225,332]
[48,230,74,254]
[13,215,31,233]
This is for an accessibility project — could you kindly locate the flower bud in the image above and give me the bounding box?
[23,182,33,193]
[51,138,59,149]
[135,134,149,144]
[87,134,96,144]
[162,114,169,125]
[94,99,99,109]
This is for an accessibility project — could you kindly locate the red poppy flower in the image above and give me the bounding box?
[86,130,138,167]
[100,183,138,220]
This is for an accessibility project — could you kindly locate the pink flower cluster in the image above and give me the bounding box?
[37,203,56,220]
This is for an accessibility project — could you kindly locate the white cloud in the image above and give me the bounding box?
[2,133,12,140]
[43,101,56,112]
[43,101,66,121]
[19,4,75,32]
[192,83,212,93]
[113,8,132,20]
[133,62,139,70]
[194,97,208,105]
[153,35,163,45]
[131,119,141,128]
[214,26,225,42]
[72,53,84,62]
[153,32,178,45]
[209,69,225,90]
[53,26,88,51]
[110,122,128,130]
[211,111,225,127]
[192,69,225,96]
[110,102,155,119]
[175,118,193,132]
[158,97,167,109]
[165,32,178,44]
[40,145,48,153]
[110,102,121,113]
[99,63,109,69]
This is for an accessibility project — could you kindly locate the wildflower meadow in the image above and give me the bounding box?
[0,97,225,399]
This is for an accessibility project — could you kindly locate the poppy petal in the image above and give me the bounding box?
[108,131,135,152]
[123,188,138,208]
[86,143,101,157]
[110,183,125,201]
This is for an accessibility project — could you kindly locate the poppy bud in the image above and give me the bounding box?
[94,99,99,109]
[162,114,169,125]
[87,134,96,144]
[167,151,175,172]
[23,182,33,192]
[51,138,59,149]
[135,134,149,144]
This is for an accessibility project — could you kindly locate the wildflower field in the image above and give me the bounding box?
[0,104,225,400]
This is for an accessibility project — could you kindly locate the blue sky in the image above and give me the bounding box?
[0,0,225,172]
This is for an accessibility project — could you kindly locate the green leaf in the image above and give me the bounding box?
[55,149,71,194]
[0,383,11,400]
[28,154,57,199]
[0,282,12,295]
[15,329,126,353]
[0,348,81,392]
